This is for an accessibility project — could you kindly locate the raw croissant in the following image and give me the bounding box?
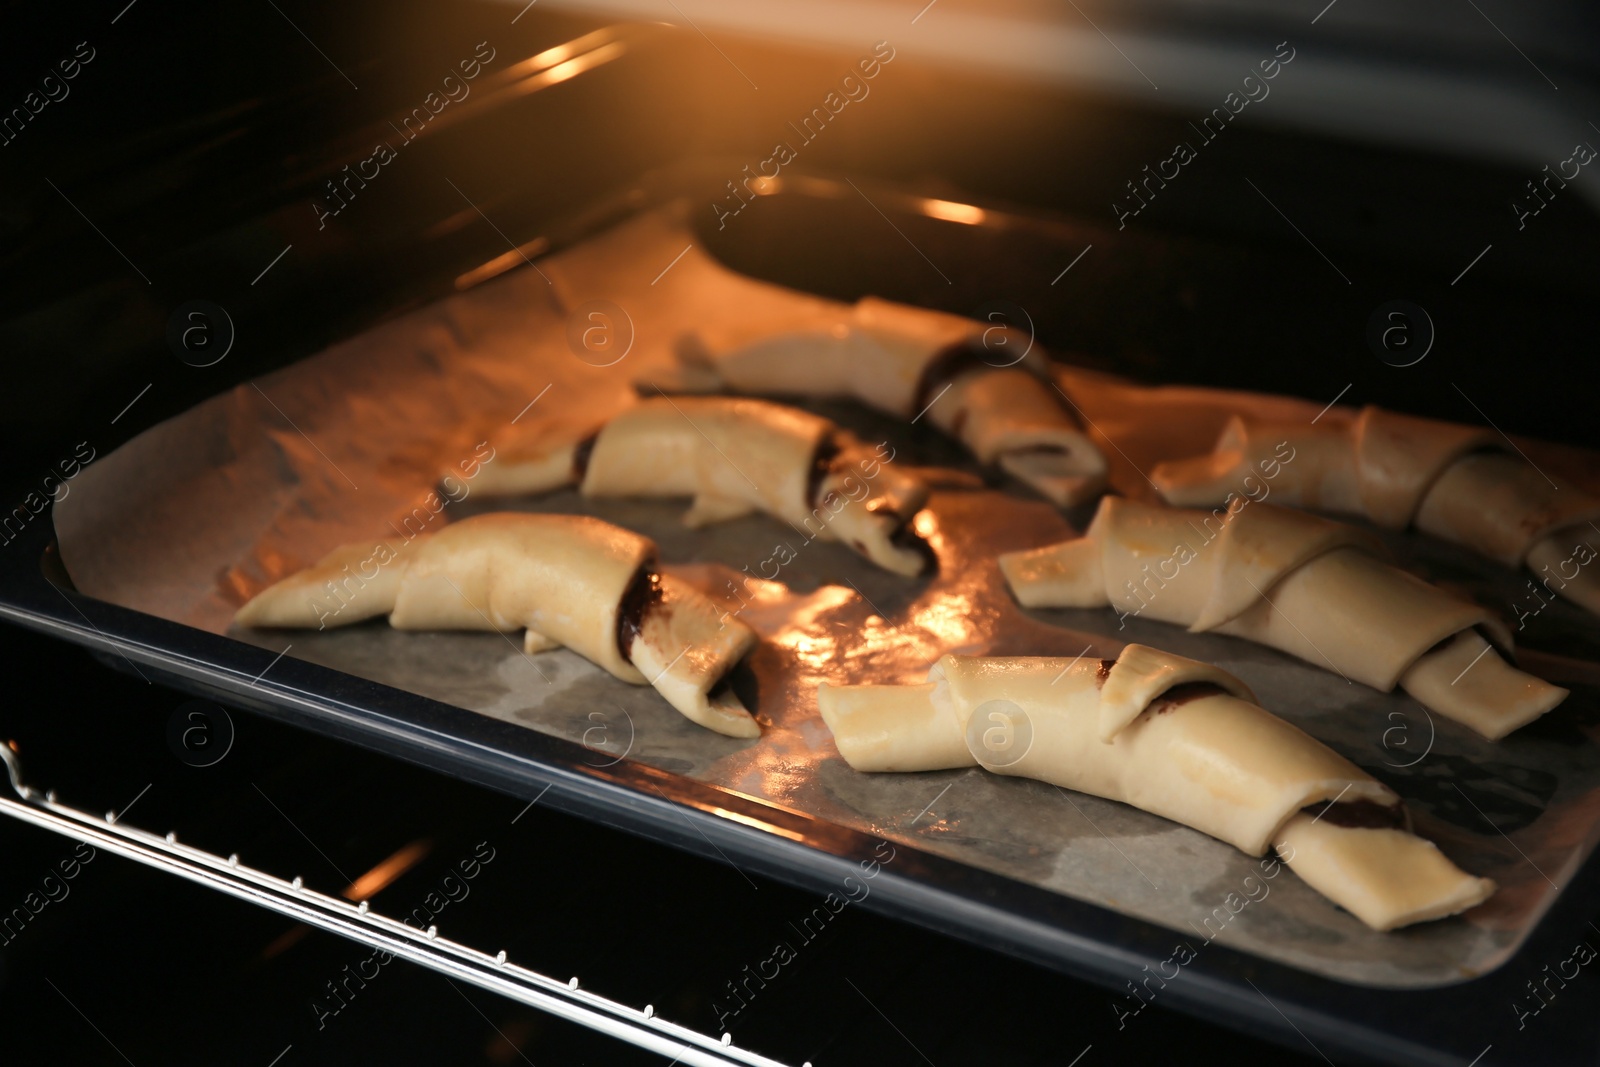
[1151,406,1600,618]
[818,645,1496,930]
[999,497,1567,740]
[661,297,1108,507]
[234,513,760,737]
[469,396,933,577]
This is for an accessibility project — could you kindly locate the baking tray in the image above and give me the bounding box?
[13,180,1600,1066]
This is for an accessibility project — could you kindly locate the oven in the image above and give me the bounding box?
[4,2,1600,1064]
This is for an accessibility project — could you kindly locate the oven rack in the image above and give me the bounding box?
[0,743,802,1067]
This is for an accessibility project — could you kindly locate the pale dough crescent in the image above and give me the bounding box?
[233,513,760,737]
[998,497,1567,740]
[467,396,933,577]
[1150,406,1600,618]
[659,296,1108,507]
[817,646,1495,931]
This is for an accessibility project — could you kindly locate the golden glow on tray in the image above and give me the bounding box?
[910,590,982,648]
[768,584,857,670]
[710,807,809,842]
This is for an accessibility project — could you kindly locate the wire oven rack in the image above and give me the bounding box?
[0,742,803,1067]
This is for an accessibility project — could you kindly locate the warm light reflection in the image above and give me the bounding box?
[425,206,481,240]
[912,508,943,546]
[783,631,838,670]
[788,174,850,199]
[911,591,981,648]
[710,807,808,842]
[769,584,857,669]
[503,40,628,102]
[260,926,306,960]
[447,31,629,290]
[455,236,551,290]
[525,40,581,72]
[260,838,434,960]
[919,198,986,226]
[342,838,433,901]
[498,27,618,82]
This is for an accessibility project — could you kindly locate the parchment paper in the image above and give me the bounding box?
[54,200,1600,988]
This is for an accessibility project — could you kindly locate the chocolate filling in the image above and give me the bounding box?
[912,340,991,420]
[1095,658,1116,686]
[1423,626,1499,659]
[806,434,843,507]
[1147,681,1226,714]
[1299,798,1408,831]
[615,565,664,662]
[1422,625,1474,656]
[572,432,600,481]
[911,340,1079,437]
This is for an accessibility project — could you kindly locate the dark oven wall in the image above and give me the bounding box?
[3,0,1597,515]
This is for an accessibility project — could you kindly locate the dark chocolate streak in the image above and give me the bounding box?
[572,432,600,480]
[912,340,992,418]
[811,432,936,574]
[890,521,939,577]
[1147,681,1226,714]
[911,339,1081,439]
[1421,629,1462,657]
[1299,798,1408,831]
[806,434,843,508]
[1095,658,1116,686]
[1423,626,1498,660]
[616,565,664,662]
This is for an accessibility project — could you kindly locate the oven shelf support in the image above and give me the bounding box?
[0,743,805,1067]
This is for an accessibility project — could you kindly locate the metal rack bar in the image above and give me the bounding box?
[0,744,805,1067]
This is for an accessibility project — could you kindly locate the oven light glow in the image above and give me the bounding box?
[919,198,986,225]
[536,41,628,91]
[499,27,621,82]
[341,838,433,901]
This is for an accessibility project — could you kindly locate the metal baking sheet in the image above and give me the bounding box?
[49,201,1600,992]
